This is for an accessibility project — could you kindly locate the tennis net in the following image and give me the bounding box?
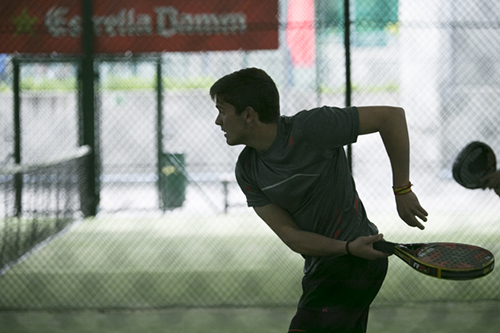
[0,146,91,275]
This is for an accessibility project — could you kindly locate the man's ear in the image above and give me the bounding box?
[244,106,258,124]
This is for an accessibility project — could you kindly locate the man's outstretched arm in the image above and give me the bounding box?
[254,203,388,259]
[357,106,428,229]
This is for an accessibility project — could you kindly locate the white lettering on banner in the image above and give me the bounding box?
[68,15,82,37]
[45,7,69,38]
[44,6,246,38]
[93,9,153,37]
[155,6,246,37]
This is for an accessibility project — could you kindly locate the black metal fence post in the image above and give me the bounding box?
[156,57,165,211]
[344,0,353,172]
[81,0,98,216]
[12,58,22,218]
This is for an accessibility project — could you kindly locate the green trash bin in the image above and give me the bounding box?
[160,153,187,209]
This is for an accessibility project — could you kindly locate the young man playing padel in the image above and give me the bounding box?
[210,68,428,332]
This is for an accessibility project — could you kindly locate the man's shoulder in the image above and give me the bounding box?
[236,146,256,166]
[279,108,317,130]
[291,106,359,130]
[293,106,354,119]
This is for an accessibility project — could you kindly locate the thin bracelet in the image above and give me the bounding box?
[345,241,352,255]
[393,182,413,195]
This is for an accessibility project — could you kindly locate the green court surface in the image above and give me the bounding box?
[0,213,498,332]
[1,301,499,333]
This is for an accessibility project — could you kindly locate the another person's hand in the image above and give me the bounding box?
[395,191,428,230]
[481,170,500,197]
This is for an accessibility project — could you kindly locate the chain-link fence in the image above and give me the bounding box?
[0,0,499,310]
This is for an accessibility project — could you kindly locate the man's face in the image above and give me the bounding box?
[214,96,248,146]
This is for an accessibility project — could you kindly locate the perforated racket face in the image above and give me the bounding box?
[414,243,494,270]
[453,142,496,189]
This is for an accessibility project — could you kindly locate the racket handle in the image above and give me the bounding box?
[373,241,396,255]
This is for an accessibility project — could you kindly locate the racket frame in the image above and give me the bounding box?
[374,241,495,280]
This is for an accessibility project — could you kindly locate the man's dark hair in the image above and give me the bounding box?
[210,68,280,124]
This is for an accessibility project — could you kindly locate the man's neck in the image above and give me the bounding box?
[248,122,278,152]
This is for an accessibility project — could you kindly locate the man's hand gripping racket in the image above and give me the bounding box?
[373,241,495,280]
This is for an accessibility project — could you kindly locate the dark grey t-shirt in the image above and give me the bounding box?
[235,106,379,275]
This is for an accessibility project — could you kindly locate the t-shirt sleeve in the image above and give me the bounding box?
[235,153,272,208]
[298,106,359,149]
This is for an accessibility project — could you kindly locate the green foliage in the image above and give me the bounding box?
[162,76,216,91]
[4,77,399,93]
[319,82,400,94]
[0,82,9,92]
[5,76,216,92]
[20,77,77,91]
[101,75,215,91]
[102,76,154,90]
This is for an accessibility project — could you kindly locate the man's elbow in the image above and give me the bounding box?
[395,106,405,118]
[384,106,404,119]
[382,106,406,130]
[279,231,306,254]
[391,106,405,120]
[285,241,305,255]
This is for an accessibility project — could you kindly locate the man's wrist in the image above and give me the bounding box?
[345,241,352,255]
[393,182,412,195]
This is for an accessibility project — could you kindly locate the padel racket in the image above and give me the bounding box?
[373,241,494,280]
[452,141,496,189]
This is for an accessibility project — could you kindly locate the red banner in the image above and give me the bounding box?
[0,0,278,54]
[286,0,315,67]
